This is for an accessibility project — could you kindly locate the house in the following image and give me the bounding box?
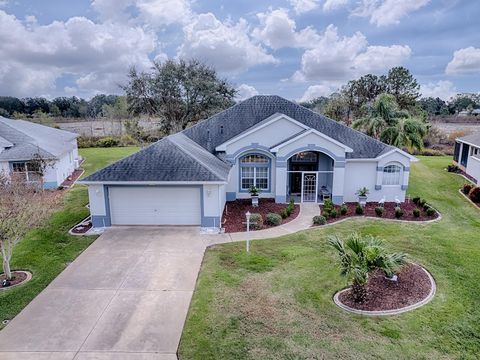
[80,96,417,229]
[0,116,80,188]
[454,133,480,184]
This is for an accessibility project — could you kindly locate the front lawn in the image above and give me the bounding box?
[179,156,480,359]
[0,146,139,329]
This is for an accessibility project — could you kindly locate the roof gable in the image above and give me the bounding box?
[270,128,354,153]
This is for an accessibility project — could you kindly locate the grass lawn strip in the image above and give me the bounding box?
[179,156,480,359]
[0,146,139,329]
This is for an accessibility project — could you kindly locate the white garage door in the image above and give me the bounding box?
[109,187,201,225]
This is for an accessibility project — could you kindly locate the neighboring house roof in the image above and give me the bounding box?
[457,132,480,147]
[83,133,230,183]
[83,95,399,183]
[0,116,78,161]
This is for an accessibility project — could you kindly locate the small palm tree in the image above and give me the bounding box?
[328,233,407,303]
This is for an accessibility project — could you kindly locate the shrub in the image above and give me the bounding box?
[97,136,120,147]
[418,198,427,207]
[340,204,348,215]
[285,199,295,216]
[280,208,289,219]
[249,213,263,230]
[462,183,474,195]
[266,213,282,226]
[322,209,331,219]
[426,207,436,216]
[313,215,326,225]
[469,187,480,203]
[419,148,445,156]
[413,208,420,217]
[447,164,459,173]
[395,207,404,218]
[355,203,364,215]
[375,207,383,217]
[423,203,430,211]
[330,208,338,218]
[412,196,421,204]
[323,198,334,210]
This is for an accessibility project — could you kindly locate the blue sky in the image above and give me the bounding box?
[0,0,479,101]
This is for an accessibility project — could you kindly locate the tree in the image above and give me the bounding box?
[328,233,407,303]
[0,176,58,281]
[419,97,449,116]
[123,59,236,134]
[353,93,427,151]
[385,67,420,110]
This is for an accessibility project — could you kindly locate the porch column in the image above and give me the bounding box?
[332,160,345,205]
[275,160,287,203]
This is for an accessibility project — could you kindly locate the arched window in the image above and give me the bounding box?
[382,164,402,185]
[240,154,270,190]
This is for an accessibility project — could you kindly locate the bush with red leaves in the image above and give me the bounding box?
[469,187,480,203]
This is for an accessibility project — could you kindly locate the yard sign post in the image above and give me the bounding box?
[245,211,251,252]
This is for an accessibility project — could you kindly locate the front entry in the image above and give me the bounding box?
[302,172,317,202]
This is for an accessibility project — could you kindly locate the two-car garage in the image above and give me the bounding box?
[108,186,202,226]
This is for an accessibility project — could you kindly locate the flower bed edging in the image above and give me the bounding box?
[333,265,436,316]
[0,270,32,291]
[69,216,94,236]
[458,189,480,210]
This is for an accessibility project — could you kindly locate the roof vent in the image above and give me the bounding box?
[220,125,224,134]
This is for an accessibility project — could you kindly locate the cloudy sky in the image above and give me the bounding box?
[0,0,479,101]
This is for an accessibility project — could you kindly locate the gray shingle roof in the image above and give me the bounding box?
[83,95,395,183]
[458,132,480,147]
[183,95,392,159]
[82,134,230,182]
[0,117,78,161]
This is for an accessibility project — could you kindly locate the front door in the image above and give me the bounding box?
[302,172,317,202]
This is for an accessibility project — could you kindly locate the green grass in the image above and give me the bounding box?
[0,146,139,329]
[179,156,480,360]
[79,146,139,178]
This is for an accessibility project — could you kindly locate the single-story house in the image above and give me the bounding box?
[80,95,417,229]
[454,133,480,184]
[0,116,80,188]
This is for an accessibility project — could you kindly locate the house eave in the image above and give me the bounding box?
[78,180,229,186]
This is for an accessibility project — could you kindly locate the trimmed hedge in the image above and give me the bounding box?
[469,187,480,203]
[266,213,282,226]
[249,213,263,230]
[375,206,383,217]
[313,215,326,225]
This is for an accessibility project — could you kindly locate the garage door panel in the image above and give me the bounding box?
[109,187,201,225]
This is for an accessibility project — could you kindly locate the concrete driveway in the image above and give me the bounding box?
[0,227,216,360]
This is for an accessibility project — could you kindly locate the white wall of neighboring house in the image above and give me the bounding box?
[466,146,480,185]
[0,161,9,177]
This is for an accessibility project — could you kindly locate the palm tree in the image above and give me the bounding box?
[328,233,407,303]
[353,93,427,151]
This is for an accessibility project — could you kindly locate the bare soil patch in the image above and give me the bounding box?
[338,263,432,311]
[222,199,300,233]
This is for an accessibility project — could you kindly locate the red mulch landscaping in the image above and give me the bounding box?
[222,199,300,233]
[61,169,84,188]
[318,201,438,224]
[339,263,432,311]
[1,271,28,288]
[71,218,93,234]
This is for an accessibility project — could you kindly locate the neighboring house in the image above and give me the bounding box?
[80,96,417,229]
[0,116,80,188]
[454,133,480,184]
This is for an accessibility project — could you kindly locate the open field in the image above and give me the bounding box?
[179,156,480,359]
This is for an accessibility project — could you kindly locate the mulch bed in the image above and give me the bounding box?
[318,201,438,224]
[454,168,478,184]
[71,218,93,234]
[222,199,300,233]
[60,168,84,188]
[1,271,28,288]
[339,263,432,311]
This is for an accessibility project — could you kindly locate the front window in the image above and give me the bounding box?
[11,161,42,182]
[382,164,402,185]
[240,154,270,191]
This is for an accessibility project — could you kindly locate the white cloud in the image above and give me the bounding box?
[299,84,336,102]
[91,0,134,21]
[252,8,320,49]
[352,0,430,26]
[446,47,480,75]
[421,80,457,100]
[0,10,156,97]
[137,0,192,26]
[235,84,259,101]
[288,0,320,14]
[292,25,411,82]
[323,0,349,11]
[178,13,277,72]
